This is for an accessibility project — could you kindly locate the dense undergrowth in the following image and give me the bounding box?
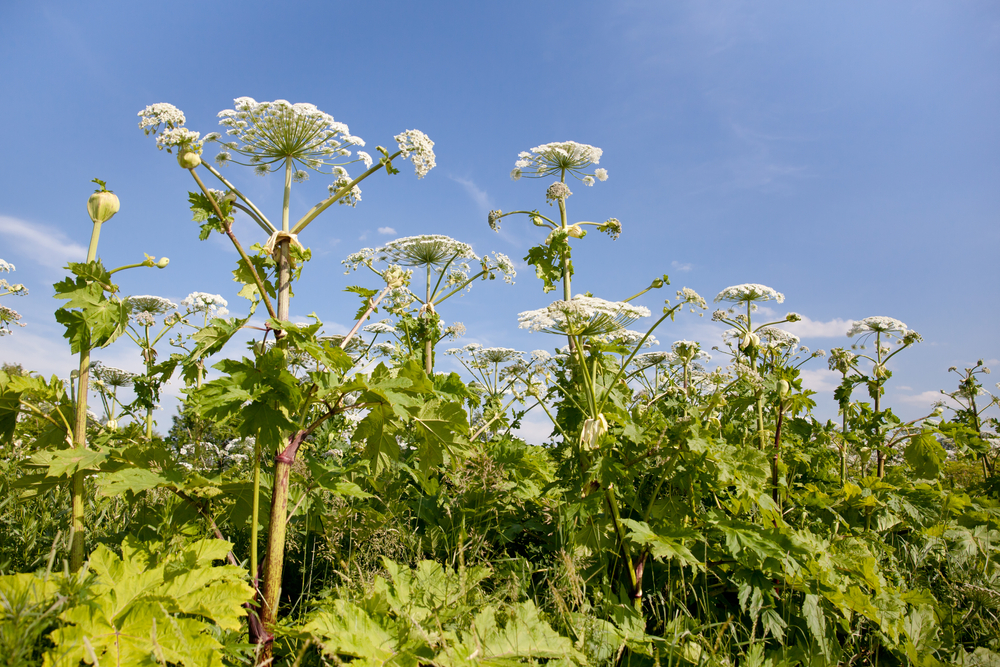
[1,100,999,666]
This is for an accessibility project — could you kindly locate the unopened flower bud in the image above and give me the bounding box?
[566,224,586,239]
[777,379,790,397]
[650,279,664,289]
[87,182,120,224]
[532,216,547,227]
[106,419,118,430]
[383,265,409,289]
[156,257,170,268]
[177,149,201,170]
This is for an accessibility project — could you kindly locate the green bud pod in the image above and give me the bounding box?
[778,379,790,397]
[155,257,170,269]
[650,279,664,289]
[87,190,120,224]
[177,149,201,169]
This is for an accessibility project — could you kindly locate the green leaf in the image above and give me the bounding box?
[621,518,703,569]
[44,537,253,667]
[905,431,946,478]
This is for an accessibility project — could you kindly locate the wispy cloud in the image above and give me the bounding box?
[378,226,396,235]
[0,216,87,268]
[783,316,853,339]
[799,368,840,394]
[451,176,492,211]
[671,260,693,272]
[896,390,943,408]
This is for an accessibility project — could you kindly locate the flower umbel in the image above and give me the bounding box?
[512,141,606,182]
[518,295,651,336]
[214,97,365,175]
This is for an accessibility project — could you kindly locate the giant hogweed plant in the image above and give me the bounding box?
[138,97,455,660]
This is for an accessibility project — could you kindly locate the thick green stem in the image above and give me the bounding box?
[259,431,304,663]
[69,223,103,571]
[251,439,261,592]
[772,403,785,506]
[424,263,433,375]
[605,487,642,611]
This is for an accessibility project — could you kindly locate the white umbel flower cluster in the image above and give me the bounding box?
[91,362,137,388]
[757,327,800,350]
[182,292,230,318]
[394,129,436,179]
[518,295,651,336]
[377,235,478,268]
[511,141,606,182]
[847,316,908,338]
[138,103,201,153]
[714,283,785,305]
[215,97,365,175]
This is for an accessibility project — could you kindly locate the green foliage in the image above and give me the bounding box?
[35,537,253,667]
[302,558,585,667]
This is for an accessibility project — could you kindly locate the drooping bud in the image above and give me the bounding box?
[383,265,410,289]
[87,179,120,224]
[156,257,170,269]
[177,149,201,169]
[532,216,547,227]
[580,414,609,451]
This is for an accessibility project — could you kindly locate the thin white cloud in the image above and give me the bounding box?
[799,368,840,394]
[377,227,396,235]
[451,176,492,211]
[671,260,693,272]
[783,316,853,339]
[896,390,943,407]
[0,215,87,269]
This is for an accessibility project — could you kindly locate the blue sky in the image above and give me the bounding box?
[1,1,998,437]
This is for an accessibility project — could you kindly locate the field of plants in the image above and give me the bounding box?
[1,98,999,667]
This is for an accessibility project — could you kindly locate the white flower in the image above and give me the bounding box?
[394,129,436,178]
[595,168,608,182]
[444,322,466,339]
[758,327,800,350]
[91,362,137,388]
[491,252,517,284]
[126,295,178,315]
[0,259,14,273]
[155,127,201,152]
[329,178,362,206]
[216,97,363,175]
[182,292,229,318]
[714,283,785,306]
[546,182,573,201]
[342,248,376,272]
[357,151,373,169]
[138,103,186,136]
[0,304,25,335]
[512,141,605,182]
[518,295,651,336]
[847,316,909,338]
[676,287,707,310]
[582,176,595,186]
[363,321,398,335]
[376,235,477,268]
